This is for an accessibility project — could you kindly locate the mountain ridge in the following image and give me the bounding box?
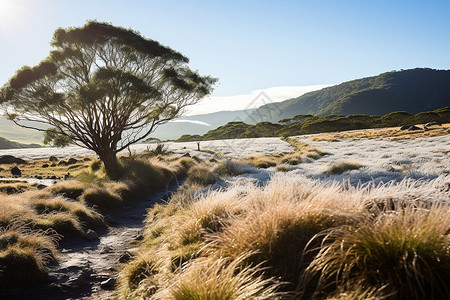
[247,68,450,123]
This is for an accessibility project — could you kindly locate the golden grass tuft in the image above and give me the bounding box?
[239,138,326,169]
[244,155,279,168]
[325,161,364,175]
[31,196,104,228]
[186,160,245,186]
[0,225,59,286]
[47,180,90,200]
[153,253,283,300]
[303,203,450,299]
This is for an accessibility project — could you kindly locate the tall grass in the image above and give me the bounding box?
[325,161,364,175]
[0,154,196,287]
[154,253,283,300]
[118,172,450,299]
[303,203,450,299]
[0,225,59,286]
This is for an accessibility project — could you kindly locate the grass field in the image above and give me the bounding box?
[1,125,449,298]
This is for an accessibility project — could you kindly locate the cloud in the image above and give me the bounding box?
[186,84,331,115]
[169,119,211,126]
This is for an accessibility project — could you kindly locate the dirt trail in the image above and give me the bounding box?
[7,184,178,300]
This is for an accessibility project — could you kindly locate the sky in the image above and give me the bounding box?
[1,0,449,115]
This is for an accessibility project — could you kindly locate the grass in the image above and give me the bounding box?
[325,161,364,175]
[0,225,59,287]
[117,172,450,299]
[0,153,198,287]
[0,180,39,194]
[186,160,245,186]
[117,173,364,298]
[0,156,93,179]
[154,254,282,300]
[239,138,326,169]
[303,203,450,299]
[311,123,450,142]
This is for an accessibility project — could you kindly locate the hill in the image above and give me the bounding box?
[0,136,41,149]
[0,117,44,144]
[247,68,450,123]
[177,106,450,141]
[151,109,255,140]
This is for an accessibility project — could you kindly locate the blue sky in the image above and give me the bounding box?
[1,0,449,113]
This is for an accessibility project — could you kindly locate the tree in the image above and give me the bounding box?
[0,21,216,179]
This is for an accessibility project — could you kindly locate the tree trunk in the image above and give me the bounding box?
[99,151,121,180]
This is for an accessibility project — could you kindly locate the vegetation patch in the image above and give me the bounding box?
[0,225,59,287]
[117,172,450,299]
[303,204,450,299]
[325,161,364,175]
[239,138,326,169]
[0,153,197,286]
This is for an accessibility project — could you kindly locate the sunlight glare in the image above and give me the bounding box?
[0,0,31,38]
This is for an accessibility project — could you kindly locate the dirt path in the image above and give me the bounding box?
[8,184,178,300]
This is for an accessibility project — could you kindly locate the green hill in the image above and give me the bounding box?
[0,136,41,149]
[247,68,450,123]
[177,107,450,141]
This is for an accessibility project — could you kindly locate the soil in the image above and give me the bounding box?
[2,183,179,300]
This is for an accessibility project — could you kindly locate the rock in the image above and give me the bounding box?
[58,160,69,166]
[83,157,91,161]
[0,155,27,164]
[50,175,57,180]
[100,246,113,254]
[182,152,191,157]
[134,233,144,241]
[67,158,79,165]
[100,277,116,290]
[118,252,132,263]
[36,175,43,180]
[399,125,411,130]
[84,229,99,241]
[37,184,47,190]
[64,172,71,180]
[5,187,18,194]
[10,165,21,176]
[426,121,442,127]
[408,125,422,131]
[49,155,59,162]
[42,163,49,168]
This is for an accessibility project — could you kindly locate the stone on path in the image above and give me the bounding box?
[84,229,99,241]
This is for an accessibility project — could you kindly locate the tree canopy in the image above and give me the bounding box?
[0,21,216,178]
